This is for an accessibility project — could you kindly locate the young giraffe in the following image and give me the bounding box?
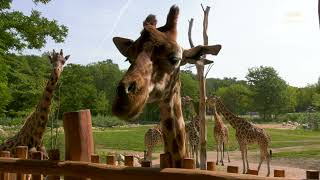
[111,6,221,167]
[207,96,271,176]
[144,124,162,164]
[211,103,230,166]
[181,96,200,167]
[0,50,69,157]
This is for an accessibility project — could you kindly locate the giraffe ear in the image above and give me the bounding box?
[181,45,222,65]
[113,37,134,57]
[65,55,70,61]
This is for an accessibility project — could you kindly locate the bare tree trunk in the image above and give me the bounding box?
[199,4,210,170]
[318,0,320,27]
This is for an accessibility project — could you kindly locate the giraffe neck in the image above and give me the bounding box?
[159,74,186,167]
[216,99,241,129]
[14,70,59,147]
[213,106,223,128]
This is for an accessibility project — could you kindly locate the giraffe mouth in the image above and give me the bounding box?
[112,95,148,121]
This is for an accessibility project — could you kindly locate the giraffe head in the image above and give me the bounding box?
[112,5,221,120]
[48,49,70,79]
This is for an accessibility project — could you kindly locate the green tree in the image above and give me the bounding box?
[283,86,298,112]
[59,64,97,114]
[180,70,199,100]
[0,57,10,116]
[312,93,320,109]
[296,85,317,112]
[216,84,253,115]
[5,54,51,117]
[0,0,68,52]
[246,66,288,119]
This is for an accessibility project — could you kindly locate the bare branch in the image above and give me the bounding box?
[188,18,195,48]
[202,6,210,47]
[201,3,205,12]
[205,63,214,78]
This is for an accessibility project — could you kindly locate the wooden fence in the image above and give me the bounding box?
[0,109,318,180]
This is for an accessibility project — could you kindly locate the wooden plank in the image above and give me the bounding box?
[182,158,195,169]
[31,152,43,180]
[63,109,94,180]
[274,169,285,177]
[47,149,60,180]
[106,155,116,166]
[0,151,10,180]
[206,161,216,171]
[0,158,292,180]
[306,170,319,179]
[15,146,28,180]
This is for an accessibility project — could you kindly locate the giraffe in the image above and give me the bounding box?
[181,96,200,167]
[0,49,69,158]
[111,5,221,167]
[144,124,162,164]
[207,96,271,176]
[210,102,230,166]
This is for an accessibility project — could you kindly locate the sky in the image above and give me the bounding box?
[12,0,320,87]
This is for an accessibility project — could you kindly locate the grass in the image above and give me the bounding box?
[272,149,320,159]
[1,121,320,160]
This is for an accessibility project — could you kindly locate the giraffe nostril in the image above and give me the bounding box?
[126,81,137,93]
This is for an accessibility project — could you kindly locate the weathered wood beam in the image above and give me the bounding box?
[0,158,289,180]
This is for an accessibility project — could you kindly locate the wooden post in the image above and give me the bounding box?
[160,153,170,169]
[106,155,116,166]
[124,155,134,167]
[91,154,100,163]
[247,169,258,175]
[63,109,94,180]
[227,166,238,174]
[206,161,216,171]
[141,161,151,167]
[31,152,43,180]
[0,151,10,180]
[47,149,60,180]
[306,170,319,179]
[182,158,195,169]
[274,169,285,177]
[16,146,28,180]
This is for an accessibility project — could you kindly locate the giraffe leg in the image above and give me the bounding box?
[245,147,249,171]
[226,143,231,163]
[266,153,270,177]
[39,145,48,159]
[216,144,219,165]
[240,146,246,174]
[220,142,224,166]
[195,146,199,168]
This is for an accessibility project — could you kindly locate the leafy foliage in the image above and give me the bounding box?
[0,0,67,52]
[216,84,252,115]
[246,66,289,119]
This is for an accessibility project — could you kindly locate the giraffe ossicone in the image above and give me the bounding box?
[112,5,221,167]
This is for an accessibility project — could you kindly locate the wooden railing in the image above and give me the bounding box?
[0,109,319,180]
[0,157,296,180]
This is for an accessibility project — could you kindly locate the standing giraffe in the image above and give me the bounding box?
[0,49,69,157]
[112,6,221,167]
[207,96,271,176]
[144,125,162,164]
[210,101,230,166]
[181,96,200,167]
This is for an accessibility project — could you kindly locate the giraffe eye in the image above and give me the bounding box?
[169,57,180,65]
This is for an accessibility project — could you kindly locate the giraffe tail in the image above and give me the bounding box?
[269,149,272,159]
